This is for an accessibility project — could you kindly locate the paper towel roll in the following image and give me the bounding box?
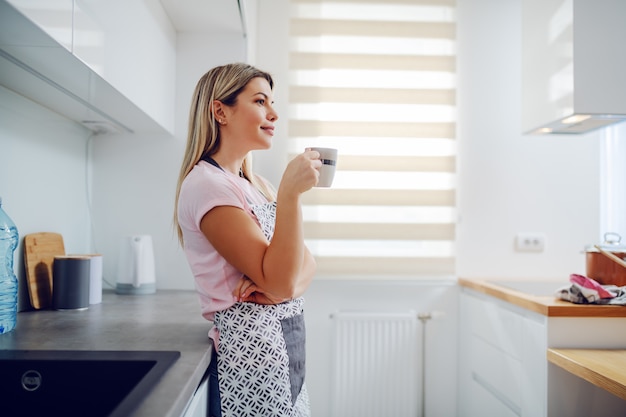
[116,235,156,295]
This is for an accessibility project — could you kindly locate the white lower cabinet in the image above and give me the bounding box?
[458,290,547,417]
[459,288,626,417]
[182,373,209,417]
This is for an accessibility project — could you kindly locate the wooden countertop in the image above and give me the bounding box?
[548,349,626,401]
[458,278,626,317]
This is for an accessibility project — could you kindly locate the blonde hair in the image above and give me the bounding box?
[174,63,276,245]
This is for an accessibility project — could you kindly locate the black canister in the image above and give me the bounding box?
[52,256,91,310]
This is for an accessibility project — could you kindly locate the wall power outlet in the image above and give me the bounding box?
[515,233,546,252]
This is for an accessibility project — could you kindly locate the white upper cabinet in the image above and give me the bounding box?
[522,0,626,134]
[5,0,73,50]
[0,0,175,135]
[72,1,104,74]
[72,0,176,134]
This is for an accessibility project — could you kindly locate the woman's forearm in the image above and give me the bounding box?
[253,151,320,299]
[293,247,316,298]
[261,191,306,297]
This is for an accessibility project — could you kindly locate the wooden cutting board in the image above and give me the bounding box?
[23,232,65,309]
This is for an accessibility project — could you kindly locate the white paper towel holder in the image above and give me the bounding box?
[116,235,156,295]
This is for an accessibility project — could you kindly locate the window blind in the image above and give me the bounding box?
[288,0,456,276]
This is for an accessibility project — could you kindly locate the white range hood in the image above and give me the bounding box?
[522,0,626,134]
[0,0,168,134]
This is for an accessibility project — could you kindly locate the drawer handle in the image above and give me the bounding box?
[471,371,521,416]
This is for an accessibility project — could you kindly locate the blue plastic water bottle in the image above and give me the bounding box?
[0,197,18,334]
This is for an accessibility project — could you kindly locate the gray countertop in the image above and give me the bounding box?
[0,290,213,417]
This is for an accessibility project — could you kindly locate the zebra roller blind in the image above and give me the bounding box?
[288,0,457,275]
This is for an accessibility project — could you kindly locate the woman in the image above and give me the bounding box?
[174,63,319,417]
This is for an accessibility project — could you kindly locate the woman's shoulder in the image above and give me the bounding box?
[178,162,248,227]
[183,161,229,186]
[181,162,243,200]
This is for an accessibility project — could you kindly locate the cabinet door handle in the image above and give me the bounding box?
[471,371,522,416]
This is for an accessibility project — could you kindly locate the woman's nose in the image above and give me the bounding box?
[268,106,278,122]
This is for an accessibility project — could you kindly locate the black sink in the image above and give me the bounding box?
[0,350,180,417]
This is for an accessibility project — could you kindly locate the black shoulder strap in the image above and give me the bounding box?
[201,155,224,172]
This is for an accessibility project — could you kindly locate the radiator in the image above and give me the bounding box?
[330,311,421,417]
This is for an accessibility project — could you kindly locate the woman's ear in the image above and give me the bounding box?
[212,100,227,124]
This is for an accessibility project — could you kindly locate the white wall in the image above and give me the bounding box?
[600,122,626,241]
[456,0,601,280]
[0,86,92,309]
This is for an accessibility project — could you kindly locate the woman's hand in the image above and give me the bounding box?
[233,276,288,305]
[278,150,322,197]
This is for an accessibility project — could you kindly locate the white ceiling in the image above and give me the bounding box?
[159,0,243,34]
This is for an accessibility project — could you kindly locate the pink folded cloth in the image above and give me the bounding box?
[569,273,616,299]
[555,273,626,304]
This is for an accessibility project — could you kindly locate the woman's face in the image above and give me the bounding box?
[225,77,278,151]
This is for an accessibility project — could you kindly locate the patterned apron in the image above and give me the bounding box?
[213,201,311,417]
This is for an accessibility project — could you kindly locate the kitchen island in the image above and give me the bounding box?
[0,290,212,417]
[458,277,626,417]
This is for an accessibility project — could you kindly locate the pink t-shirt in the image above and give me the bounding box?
[177,160,270,343]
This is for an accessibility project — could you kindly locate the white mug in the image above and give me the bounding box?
[307,147,338,187]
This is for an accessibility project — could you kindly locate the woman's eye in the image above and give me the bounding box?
[256,99,265,105]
